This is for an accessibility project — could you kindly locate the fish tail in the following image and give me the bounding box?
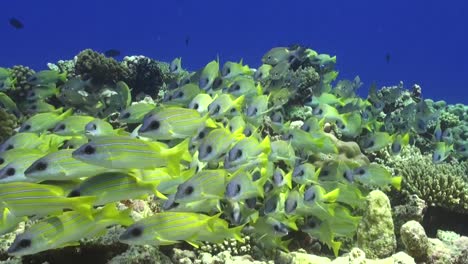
[323,188,340,203]
[204,116,218,128]
[165,138,191,166]
[59,108,73,119]
[233,95,245,111]
[284,171,293,189]
[58,71,68,82]
[330,239,342,257]
[294,46,308,60]
[259,136,271,154]
[152,184,168,200]
[70,196,96,219]
[230,225,245,243]
[98,203,134,226]
[391,176,402,191]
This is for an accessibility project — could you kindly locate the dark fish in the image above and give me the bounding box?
[185,36,190,47]
[385,53,390,64]
[9,18,24,29]
[104,49,121,57]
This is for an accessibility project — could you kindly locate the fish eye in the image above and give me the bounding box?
[130,227,143,238]
[182,78,190,85]
[198,131,205,139]
[264,196,277,213]
[192,103,199,109]
[228,182,241,196]
[84,145,96,155]
[433,153,441,162]
[18,239,31,248]
[22,124,31,131]
[230,108,237,113]
[366,139,375,148]
[233,84,240,91]
[392,142,401,153]
[343,170,354,182]
[56,124,66,131]
[320,169,329,177]
[263,181,274,193]
[244,128,252,137]
[6,145,14,151]
[252,171,261,181]
[121,112,131,119]
[206,145,213,154]
[176,91,184,98]
[274,171,283,184]
[0,158,3,165]
[273,223,282,232]
[228,125,233,132]
[184,185,194,195]
[285,198,298,213]
[6,167,15,176]
[245,197,256,209]
[337,121,345,130]
[307,219,317,229]
[149,120,160,130]
[355,168,366,175]
[213,77,223,89]
[35,161,48,171]
[249,107,258,116]
[302,124,310,132]
[68,189,81,197]
[235,149,242,159]
[213,105,221,114]
[304,187,316,202]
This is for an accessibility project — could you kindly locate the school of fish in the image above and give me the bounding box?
[1,45,462,258]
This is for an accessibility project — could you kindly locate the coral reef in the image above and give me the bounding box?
[357,190,396,259]
[0,109,17,143]
[400,220,430,262]
[121,56,165,98]
[381,146,468,214]
[75,49,130,86]
[400,220,468,264]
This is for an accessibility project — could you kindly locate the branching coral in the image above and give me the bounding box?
[379,146,468,214]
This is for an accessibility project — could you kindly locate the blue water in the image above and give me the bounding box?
[2,0,467,103]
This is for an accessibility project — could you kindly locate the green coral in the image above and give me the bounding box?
[285,105,313,121]
[290,66,320,100]
[75,49,129,86]
[0,108,17,143]
[357,190,396,259]
[381,146,468,214]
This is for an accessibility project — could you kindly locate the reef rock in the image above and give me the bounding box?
[357,190,397,259]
